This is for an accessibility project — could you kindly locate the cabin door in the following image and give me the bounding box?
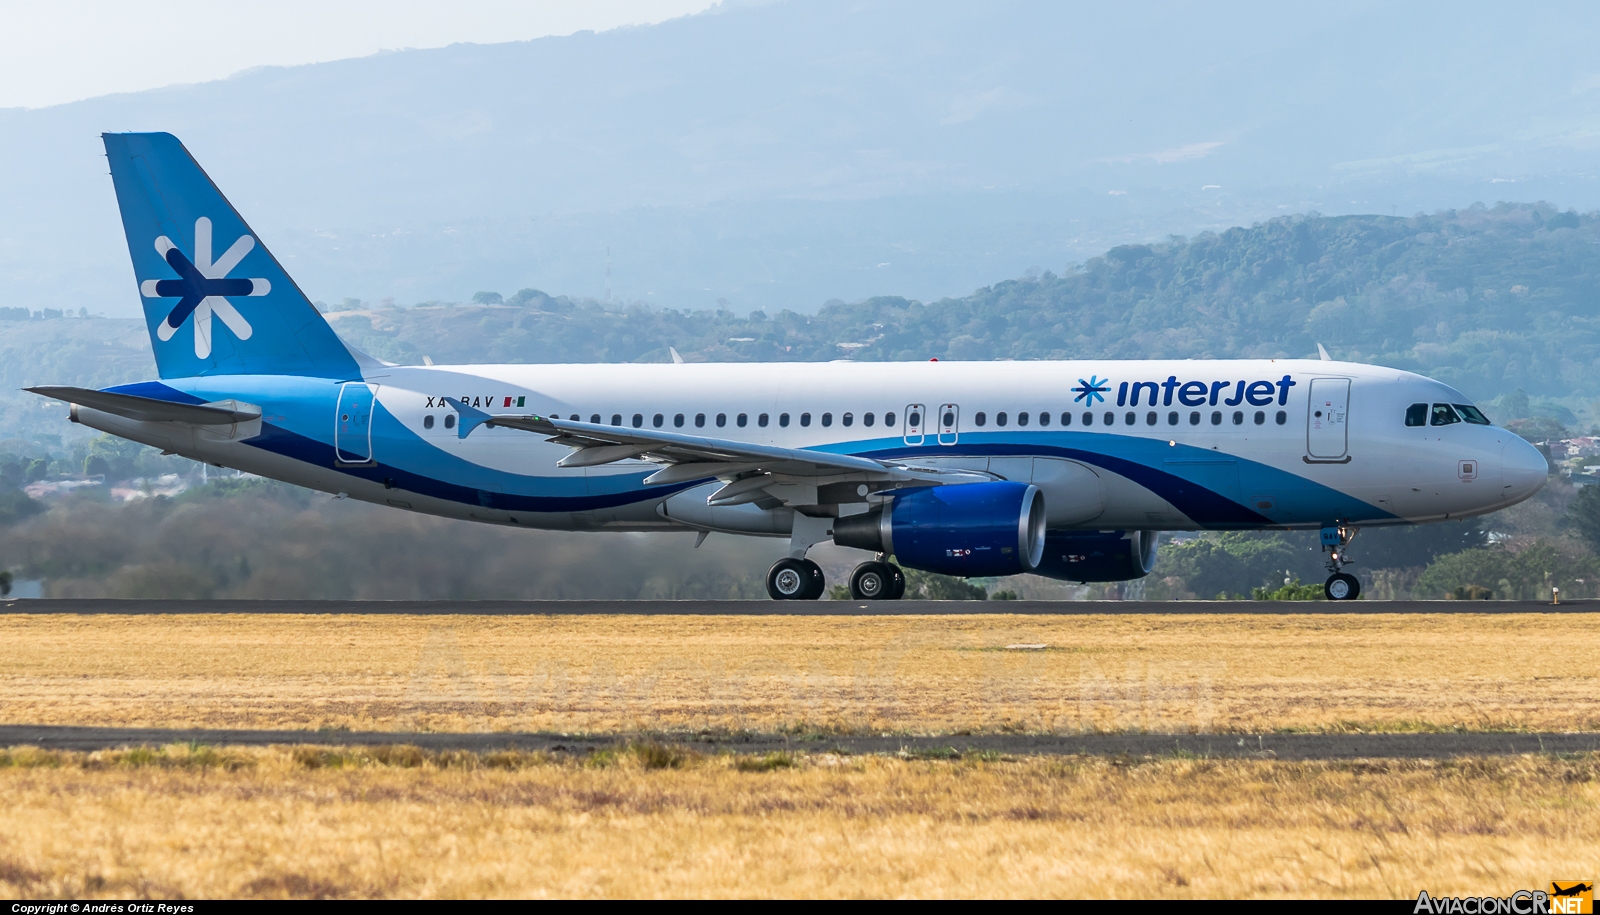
[1305,378,1350,461]
[336,382,377,464]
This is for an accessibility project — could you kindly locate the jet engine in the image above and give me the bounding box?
[833,481,1046,577]
[1031,530,1159,582]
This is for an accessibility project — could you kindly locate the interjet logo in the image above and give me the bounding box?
[139,216,269,358]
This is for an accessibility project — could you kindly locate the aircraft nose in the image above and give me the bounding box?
[1501,437,1549,502]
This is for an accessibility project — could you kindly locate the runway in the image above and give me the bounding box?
[1,598,1590,614]
[3,724,1596,759]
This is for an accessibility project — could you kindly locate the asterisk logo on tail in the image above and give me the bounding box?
[140,217,269,358]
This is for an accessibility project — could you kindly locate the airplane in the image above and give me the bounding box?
[27,133,1550,602]
[1551,883,1593,898]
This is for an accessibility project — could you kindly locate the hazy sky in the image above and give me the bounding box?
[0,0,719,110]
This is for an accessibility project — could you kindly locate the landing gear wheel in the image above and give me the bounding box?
[1324,573,1361,601]
[799,559,825,600]
[886,563,906,600]
[767,558,810,600]
[849,561,894,600]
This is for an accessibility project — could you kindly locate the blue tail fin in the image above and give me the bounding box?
[103,132,362,379]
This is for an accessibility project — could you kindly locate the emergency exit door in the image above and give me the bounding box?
[1306,378,1350,461]
[336,382,377,464]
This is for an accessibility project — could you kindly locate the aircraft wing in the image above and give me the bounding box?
[26,385,261,425]
[445,399,993,505]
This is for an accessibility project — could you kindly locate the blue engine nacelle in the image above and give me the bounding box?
[832,481,1046,577]
[1031,530,1159,582]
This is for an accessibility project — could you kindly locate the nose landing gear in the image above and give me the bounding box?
[1321,524,1362,601]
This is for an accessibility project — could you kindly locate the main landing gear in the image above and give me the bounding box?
[848,559,905,601]
[764,514,907,601]
[762,557,908,600]
[766,558,825,600]
[1321,524,1362,601]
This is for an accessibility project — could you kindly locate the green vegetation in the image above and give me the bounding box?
[1250,580,1324,601]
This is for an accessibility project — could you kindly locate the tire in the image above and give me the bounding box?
[886,563,906,600]
[799,559,825,600]
[766,558,811,600]
[1324,572,1361,601]
[849,561,892,600]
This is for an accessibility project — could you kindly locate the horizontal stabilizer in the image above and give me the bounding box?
[26,386,260,425]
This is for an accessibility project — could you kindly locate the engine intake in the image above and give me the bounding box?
[833,481,1046,577]
[1031,530,1159,582]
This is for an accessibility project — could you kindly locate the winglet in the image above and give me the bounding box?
[443,397,496,439]
[1316,342,1332,361]
[669,346,685,364]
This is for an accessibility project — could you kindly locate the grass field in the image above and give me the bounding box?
[1,612,1597,734]
[0,743,1594,899]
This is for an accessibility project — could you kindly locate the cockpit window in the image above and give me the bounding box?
[1430,403,1462,426]
[1405,403,1428,427]
[1454,404,1491,425]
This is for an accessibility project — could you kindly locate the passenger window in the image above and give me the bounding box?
[1275,410,1287,425]
[1146,411,1157,425]
[590,414,602,424]
[1210,411,1222,425]
[1017,412,1029,426]
[800,412,811,427]
[695,413,706,427]
[1038,412,1050,426]
[1454,404,1492,425]
[884,412,896,426]
[632,414,644,428]
[612,414,623,426]
[715,413,726,427]
[423,415,435,429]
[1190,411,1201,425]
[653,413,664,428]
[1167,411,1178,425]
[1232,411,1244,425]
[673,413,684,427]
[842,412,854,427]
[778,413,789,427]
[1124,412,1135,425]
[1430,403,1461,426]
[1253,411,1265,425]
[758,413,769,427]
[444,414,456,430]
[974,412,987,427]
[821,412,833,427]
[1405,403,1428,427]
[1061,412,1072,426]
[737,413,748,428]
[996,412,1008,427]
[1082,412,1093,426]
[1103,411,1114,425]
[864,412,875,426]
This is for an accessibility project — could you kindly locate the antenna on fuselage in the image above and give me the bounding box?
[1316,342,1332,361]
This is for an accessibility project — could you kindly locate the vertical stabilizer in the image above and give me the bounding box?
[103,132,362,379]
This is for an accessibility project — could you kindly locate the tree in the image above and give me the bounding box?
[471,291,504,305]
[903,569,987,600]
[1565,484,1600,553]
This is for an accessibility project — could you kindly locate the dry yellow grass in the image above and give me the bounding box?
[1,612,1597,734]
[0,744,1594,899]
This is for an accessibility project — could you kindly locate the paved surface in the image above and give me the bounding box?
[3,725,1596,759]
[1,598,1591,615]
